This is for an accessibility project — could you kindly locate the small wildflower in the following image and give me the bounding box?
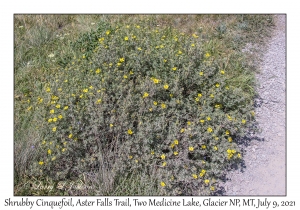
[48,118,53,123]
[189,146,194,152]
[160,181,166,187]
[106,30,110,35]
[151,78,160,84]
[172,67,177,71]
[129,70,134,75]
[214,146,218,151]
[151,151,155,155]
[52,127,57,132]
[62,148,66,152]
[51,156,56,161]
[206,116,211,121]
[83,88,88,93]
[210,94,214,98]
[64,106,68,110]
[207,127,213,133]
[55,104,60,109]
[53,117,57,122]
[163,59,167,63]
[192,34,198,38]
[180,128,185,133]
[200,119,205,123]
[161,154,166,160]
[199,72,204,76]
[119,57,125,63]
[192,174,198,179]
[228,137,233,142]
[135,159,138,163]
[96,99,102,104]
[50,109,54,114]
[143,92,149,98]
[162,162,167,167]
[225,130,230,135]
[163,84,169,90]
[161,103,166,109]
[205,52,211,58]
[174,139,179,145]
[220,70,225,74]
[110,124,114,127]
[68,134,73,139]
[242,119,246,124]
[89,86,93,89]
[127,129,133,135]
[95,68,101,74]
[215,83,220,88]
[170,143,175,148]
[124,36,129,41]
[39,161,44,165]
[237,153,242,158]
[210,186,215,191]
[204,179,210,184]
[137,47,142,51]
[187,121,191,125]
[191,43,195,47]
[202,145,207,149]
[153,101,158,106]
[47,149,52,155]
[173,151,179,156]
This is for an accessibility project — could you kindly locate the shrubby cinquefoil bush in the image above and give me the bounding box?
[28,20,256,195]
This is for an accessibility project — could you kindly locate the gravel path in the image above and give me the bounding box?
[221,15,286,196]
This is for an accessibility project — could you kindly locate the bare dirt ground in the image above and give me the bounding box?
[221,15,286,196]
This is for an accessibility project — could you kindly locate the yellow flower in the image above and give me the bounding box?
[250,111,255,116]
[161,154,166,160]
[46,87,51,92]
[180,128,185,133]
[237,153,242,158]
[42,140,46,145]
[207,127,213,133]
[137,47,142,51]
[204,179,210,184]
[51,156,56,161]
[50,109,54,114]
[149,108,153,112]
[225,130,230,135]
[136,25,140,29]
[110,124,114,127]
[192,34,198,38]
[214,146,218,151]
[153,101,158,106]
[124,36,129,41]
[58,88,62,92]
[226,86,230,90]
[64,80,68,83]
[53,117,57,122]
[96,99,102,104]
[152,78,160,84]
[68,134,73,139]
[106,30,110,35]
[205,52,211,58]
[64,106,68,110]
[210,94,214,98]
[215,104,221,109]
[170,143,175,148]
[58,115,63,119]
[202,145,207,149]
[129,70,134,75]
[242,119,246,124]
[187,121,191,125]
[163,84,169,90]
[178,50,182,55]
[127,129,133,135]
[215,83,220,88]
[47,149,52,155]
[143,92,149,98]
[160,181,166,187]
[89,86,93,89]
[83,88,88,93]
[95,68,101,74]
[163,59,167,63]
[210,186,215,191]
[189,146,194,152]
[62,148,66,152]
[119,57,125,63]
[227,115,232,121]
[162,162,167,167]
[151,151,155,155]
[173,151,179,156]
[228,137,232,142]
[195,97,200,102]
[199,72,204,76]
[39,161,44,165]
[191,43,195,47]
[48,118,53,123]
[172,67,177,71]
[220,70,225,74]
[200,119,205,123]
[214,136,219,140]
[170,93,173,97]
[174,139,179,145]
[56,104,61,109]
[192,174,198,179]
[206,116,211,121]
[161,103,166,109]
[135,159,138,163]
[52,127,57,132]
